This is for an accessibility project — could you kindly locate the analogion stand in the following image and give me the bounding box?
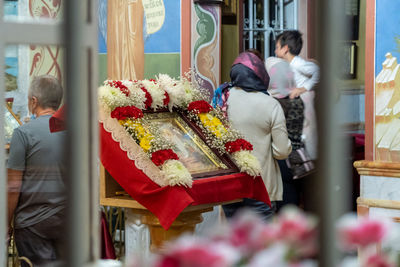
[100,164,239,253]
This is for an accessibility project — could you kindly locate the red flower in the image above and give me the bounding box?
[111,106,143,120]
[164,92,170,106]
[141,87,153,109]
[151,149,179,166]
[225,139,253,153]
[108,80,130,97]
[187,100,213,114]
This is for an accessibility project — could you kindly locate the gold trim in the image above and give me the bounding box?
[354,160,400,177]
[144,112,228,171]
[6,104,22,125]
[357,197,400,210]
[174,118,224,168]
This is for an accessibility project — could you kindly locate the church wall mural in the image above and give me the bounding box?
[3,0,64,119]
[191,2,221,99]
[105,0,181,81]
[374,0,400,162]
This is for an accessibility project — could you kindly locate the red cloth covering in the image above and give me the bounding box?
[101,212,116,259]
[49,105,65,132]
[100,123,271,230]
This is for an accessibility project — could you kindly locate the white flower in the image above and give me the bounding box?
[99,81,146,111]
[98,85,132,111]
[231,150,261,177]
[161,160,193,187]
[140,79,166,110]
[125,81,146,109]
[165,80,190,108]
[157,74,178,111]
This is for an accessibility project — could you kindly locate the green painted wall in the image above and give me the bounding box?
[144,53,180,79]
[98,54,107,85]
[221,24,239,83]
[98,53,180,84]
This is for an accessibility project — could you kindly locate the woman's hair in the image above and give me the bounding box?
[245,48,264,61]
[29,75,63,110]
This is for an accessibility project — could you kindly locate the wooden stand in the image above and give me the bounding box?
[100,164,238,252]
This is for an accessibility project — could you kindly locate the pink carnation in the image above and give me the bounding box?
[215,211,277,255]
[155,237,238,267]
[276,206,318,258]
[365,253,395,267]
[337,215,390,249]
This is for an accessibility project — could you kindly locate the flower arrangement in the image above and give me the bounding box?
[99,79,192,187]
[99,73,262,187]
[337,214,399,267]
[125,207,400,267]
[186,100,261,177]
[126,206,319,267]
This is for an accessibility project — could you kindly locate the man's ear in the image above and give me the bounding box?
[31,96,38,108]
[283,44,289,54]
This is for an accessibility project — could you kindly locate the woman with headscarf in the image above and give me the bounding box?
[218,50,292,220]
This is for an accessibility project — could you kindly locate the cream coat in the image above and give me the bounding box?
[227,87,292,201]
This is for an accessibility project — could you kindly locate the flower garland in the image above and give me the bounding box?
[137,79,169,110]
[99,74,262,188]
[157,72,204,110]
[99,80,146,110]
[99,79,192,187]
[186,101,261,177]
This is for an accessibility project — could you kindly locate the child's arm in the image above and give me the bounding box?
[289,87,307,98]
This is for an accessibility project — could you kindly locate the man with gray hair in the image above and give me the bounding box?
[7,75,66,266]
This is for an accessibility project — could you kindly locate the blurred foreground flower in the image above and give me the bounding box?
[154,236,240,267]
[276,206,318,259]
[364,253,395,267]
[337,214,391,250]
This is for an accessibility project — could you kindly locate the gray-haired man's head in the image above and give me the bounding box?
[28,75,63,112]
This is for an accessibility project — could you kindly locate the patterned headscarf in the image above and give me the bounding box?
[212,51,270,116]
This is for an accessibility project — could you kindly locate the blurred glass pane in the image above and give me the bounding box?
[5,44,64,122]
[5,43,66,266]
[4,0,63,23]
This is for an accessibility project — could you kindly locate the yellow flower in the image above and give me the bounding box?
[119,119,153,151]
[198,113,227,138]
[140,134,153,151]
[134,123,147,139]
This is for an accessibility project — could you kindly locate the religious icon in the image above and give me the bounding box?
[144,112,228,175]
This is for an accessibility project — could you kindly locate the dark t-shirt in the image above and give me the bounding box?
[8,115,66,229]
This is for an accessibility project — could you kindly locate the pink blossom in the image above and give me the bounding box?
[225,210,274,253]
[337,215,390,250]
[276,206,318,257]
[155,236,238,267]
[365,253,395,267]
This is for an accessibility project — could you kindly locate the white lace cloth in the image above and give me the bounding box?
[99,105,167,187]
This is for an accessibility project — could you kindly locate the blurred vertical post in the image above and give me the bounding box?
[65,0,99,265]
[313,0,352,266]
[0,1,6,266]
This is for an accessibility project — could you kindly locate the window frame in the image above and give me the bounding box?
[0,0,99,265]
